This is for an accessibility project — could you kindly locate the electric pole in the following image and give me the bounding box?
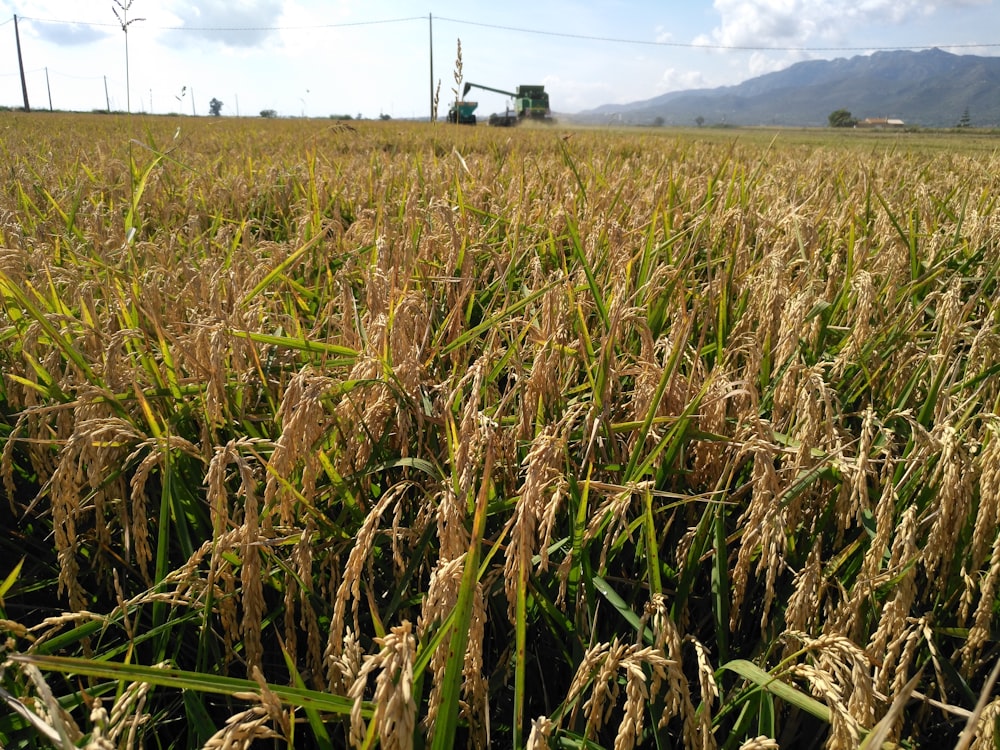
[14,15,30,111]
[429,13,434,121]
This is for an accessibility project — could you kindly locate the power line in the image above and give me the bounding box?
[159,16,426,32]
[13,16,118,28]
[435,15,1000,53]
[45,69,110,81]
[0,66,114,83]
[15,15,426,32]
[7,12,1000,53]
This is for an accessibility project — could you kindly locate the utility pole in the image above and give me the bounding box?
[104,76,111,112]
[14,15,30,111]
[428,13,434,121]
[190,86,196,115]
[235,94,239,117]
[45,67,53,110]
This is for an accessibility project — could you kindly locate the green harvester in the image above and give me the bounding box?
[447,82,553,126]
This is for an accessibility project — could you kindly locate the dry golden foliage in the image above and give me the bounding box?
[4,116,1000,748]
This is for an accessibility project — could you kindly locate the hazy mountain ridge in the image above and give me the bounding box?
[575,48,1000,127]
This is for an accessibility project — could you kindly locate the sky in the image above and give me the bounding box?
[0,0,996,119]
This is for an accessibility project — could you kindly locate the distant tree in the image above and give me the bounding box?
[380,113,391,121]
[260,109,277,118]
[209,97,223,117]
[695,116,705,127]
[828,109,856,127]
[653,116,665,127]
[957,107,971,128]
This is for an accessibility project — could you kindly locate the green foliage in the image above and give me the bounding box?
[828,108,857,127]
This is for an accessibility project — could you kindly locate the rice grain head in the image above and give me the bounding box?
[738,737,779,750]
[687,634,720,727]
[292,521,324,688]
[329,486,401,661]
[349,621,417,750]
[264,366,338,526]
[783,537,824,641]
[504,425,566,618]
[969,697,1000,750]
[526,716,555,750]
[923,423,974,585]
[961,421,1000,670]
[787,663,860,748]
[731,435,785,633]
[201,707,281,749]
[783,632,875,738]
[240,463,264,677]
[868,504,919,691]
[614,657,649,750]
[82,699,114,750]
[416,554,487,742]
[581,638,627,739]
[647,595,709,748]
[964,524,1000,673]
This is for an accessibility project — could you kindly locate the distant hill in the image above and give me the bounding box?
[574,48,1000,128]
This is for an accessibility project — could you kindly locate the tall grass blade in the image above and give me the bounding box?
[282,646,334,750]
[719,659,831,724]
[9,654,364,717]
[430,445,493,750]
[0,558,24,604]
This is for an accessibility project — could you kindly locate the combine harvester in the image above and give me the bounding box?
[447,82,553,126]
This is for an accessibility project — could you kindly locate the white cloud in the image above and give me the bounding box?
[687,0,995,92]
[745,49,808,77]
[654,25,673,44]
[162,0,283,47]
[658,67,710,92]
[539,74,617,111]
[24,19,111,45]
[698,0,941,50]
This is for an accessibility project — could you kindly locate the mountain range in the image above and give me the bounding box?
[574,48,1000,128]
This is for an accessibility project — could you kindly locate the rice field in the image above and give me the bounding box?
[1,112,1000,748]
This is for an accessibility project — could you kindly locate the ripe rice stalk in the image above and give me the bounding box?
[329,483,409,662]
[4,117,1000,747]
[349,621,417,750]
[955,657,1000,750]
